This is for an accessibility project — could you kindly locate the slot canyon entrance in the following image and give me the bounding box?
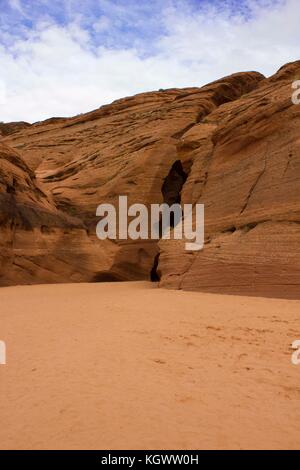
[150,160,189,282]
[161,160,188,227]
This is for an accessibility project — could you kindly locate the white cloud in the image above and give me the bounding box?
[0,0,299,122]
[8,0,24,14]
[93,16,111,33]
[0,80,6,105]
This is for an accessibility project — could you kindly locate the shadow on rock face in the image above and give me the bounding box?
[162,160,188,208]
[150,253,161,282]
[92,272,125,282]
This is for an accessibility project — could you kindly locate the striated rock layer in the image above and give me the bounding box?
[1,62,300,298]
[0,121,31,137]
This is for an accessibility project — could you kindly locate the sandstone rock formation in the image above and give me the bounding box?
[0,121,31,137]
[1,61,299,298]
[159,61,300,299]
[0,142,114,285]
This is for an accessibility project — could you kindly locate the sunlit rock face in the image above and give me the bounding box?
[1,62,300,298]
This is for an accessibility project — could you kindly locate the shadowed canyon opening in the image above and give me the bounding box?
[91,160,190,284]
[150,160,189,282]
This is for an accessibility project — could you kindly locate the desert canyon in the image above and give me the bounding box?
[0,60,299,297]
[1,61,300,450]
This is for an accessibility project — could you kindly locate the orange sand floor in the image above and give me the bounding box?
[0,281,300,449]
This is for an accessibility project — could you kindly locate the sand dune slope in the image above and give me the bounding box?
[0,282,300,450]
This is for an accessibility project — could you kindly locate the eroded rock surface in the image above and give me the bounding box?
[0,122,31,137]
[159,61,300,299]
[1,62,299,297]
[0,142,114,285]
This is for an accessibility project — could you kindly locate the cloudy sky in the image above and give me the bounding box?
[0,0,299,122]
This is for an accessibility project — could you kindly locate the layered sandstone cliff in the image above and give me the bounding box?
[1,62,299,297]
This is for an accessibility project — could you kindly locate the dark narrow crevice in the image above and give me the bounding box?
[150,253,161,282]
[6,177,16,194]
[161,160,188,228]
[162,160,188,203]
[150,160,189,282]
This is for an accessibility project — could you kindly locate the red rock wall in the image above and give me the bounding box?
[1,62,299,298]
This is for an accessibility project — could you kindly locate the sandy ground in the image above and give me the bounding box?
[0,281,300,450]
